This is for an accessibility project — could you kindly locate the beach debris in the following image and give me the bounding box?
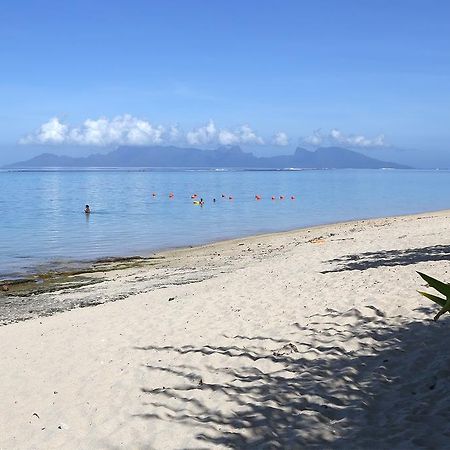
[32,412,40,419]
[168,297,175,301]
[1,284,9,292]
[417,271,450,321]
[273,343,299,357]
[365,305,386,318]
[308,236,326,244]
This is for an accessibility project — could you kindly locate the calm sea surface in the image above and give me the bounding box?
[1,168,449,279]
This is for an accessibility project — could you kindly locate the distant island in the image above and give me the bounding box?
[4,145,410,169]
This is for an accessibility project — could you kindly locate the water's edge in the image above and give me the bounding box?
[1,206,448,287]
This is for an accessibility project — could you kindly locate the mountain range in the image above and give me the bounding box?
[4,145,410,169]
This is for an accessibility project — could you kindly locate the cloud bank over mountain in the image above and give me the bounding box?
[19,116,388,151]
[186,120,264,146]
[19,116,166,146]
[303,129,386,148]
[20,116,274,148]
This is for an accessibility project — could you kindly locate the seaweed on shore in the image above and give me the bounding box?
[0,255,163,298]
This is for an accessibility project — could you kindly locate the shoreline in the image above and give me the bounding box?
[2,206,449,286]
[1,208,449,326]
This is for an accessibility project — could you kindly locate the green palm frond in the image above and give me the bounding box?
[417,272,450,298]
[417,272,450,321]
[417,290,446,307]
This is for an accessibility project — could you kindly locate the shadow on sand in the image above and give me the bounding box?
[134,307,450,448]
[322,244,450,273]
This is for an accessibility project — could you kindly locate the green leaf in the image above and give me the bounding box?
[417,290,447,307]
[417,272,450,298]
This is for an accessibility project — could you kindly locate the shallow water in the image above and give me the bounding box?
[1,168,449,279]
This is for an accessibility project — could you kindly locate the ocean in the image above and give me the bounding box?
[1,168,449,280]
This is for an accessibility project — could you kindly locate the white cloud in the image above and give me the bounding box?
[218,129,239,145]
[272,132,289,146]
[303,128,386,148]
[21,115,165,146]
[168,124,182,142]
[19,117,68,144]
[237,124,264,145]
[186,119,217,145]
[186,120,264,146]
[303,129,323,146]
[20,118,388,151]
[21,116,265,148]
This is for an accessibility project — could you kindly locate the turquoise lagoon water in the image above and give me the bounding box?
[0,168,449,279]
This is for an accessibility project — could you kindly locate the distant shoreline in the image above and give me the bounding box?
[2,166,421,171]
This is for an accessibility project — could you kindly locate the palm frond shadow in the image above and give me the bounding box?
[322,244,450,273]
[135,308,450,448]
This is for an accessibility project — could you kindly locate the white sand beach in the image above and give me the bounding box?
[1,210,450,449]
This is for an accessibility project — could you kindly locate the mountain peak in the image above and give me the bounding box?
[215,145,245,154]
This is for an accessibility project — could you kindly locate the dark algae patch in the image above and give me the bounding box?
[0,255,163,326]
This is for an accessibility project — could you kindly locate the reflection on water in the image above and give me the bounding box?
[0,168,449,278]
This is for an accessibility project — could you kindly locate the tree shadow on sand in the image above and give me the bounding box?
[322,244,450,273]
[134,307,450,448]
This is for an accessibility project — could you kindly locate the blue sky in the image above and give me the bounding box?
[0,0,449,166]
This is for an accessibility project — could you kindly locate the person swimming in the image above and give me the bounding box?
[84,204,91,214]
[193,198,204,206]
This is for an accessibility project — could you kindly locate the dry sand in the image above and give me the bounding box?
[1,211,450,449]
